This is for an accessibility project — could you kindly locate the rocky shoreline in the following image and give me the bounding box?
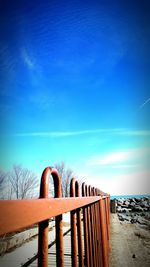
[114,197,150,230]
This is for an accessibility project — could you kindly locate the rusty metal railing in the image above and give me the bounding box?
[0,166,110,267]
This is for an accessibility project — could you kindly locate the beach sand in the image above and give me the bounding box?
[110,214,150,267]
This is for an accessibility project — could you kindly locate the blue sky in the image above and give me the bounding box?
[0,0,150,195]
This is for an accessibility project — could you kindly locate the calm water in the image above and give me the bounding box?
[110,194,150,199]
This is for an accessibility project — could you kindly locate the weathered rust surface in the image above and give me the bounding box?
[76,181,84,267]
[38,167,51,267]
[0,196,101,236]
[52,168,64,267]
[86,185,93,267]
[99,198,109,267]
[70,178,78,267]
[0,165,110,267]
[82,183,90,267]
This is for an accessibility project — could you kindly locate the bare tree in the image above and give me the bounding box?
[8,165,39,199]
[0,170,6,199]
[54,161,74,197]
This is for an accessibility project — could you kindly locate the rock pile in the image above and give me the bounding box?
[115,197,150,229]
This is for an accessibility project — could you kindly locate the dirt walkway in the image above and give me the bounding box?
[110,214,150,267]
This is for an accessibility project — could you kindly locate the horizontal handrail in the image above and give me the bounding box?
[0,166,110,267]
[0,196,109,236]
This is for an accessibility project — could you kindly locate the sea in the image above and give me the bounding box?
[110,194,150,199]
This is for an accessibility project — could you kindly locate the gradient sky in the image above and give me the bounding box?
[0,0,150,195]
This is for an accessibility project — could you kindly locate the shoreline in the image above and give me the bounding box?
[110,195,150,266]
[111,194,150,199]
[111,196,150,230]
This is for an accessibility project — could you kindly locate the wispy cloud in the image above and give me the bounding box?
[120,130,150,136]
[139,97,150,109]
[86,147,150,167]
[10,128,150,138]
[12,129,114,138]
[106,164,138,169]
[88,151,131,166]
[21,48,34,70]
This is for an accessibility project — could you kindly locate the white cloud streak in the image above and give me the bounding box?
[139,97,150,109]
[106,164,138,169]
[21,48,34,69]
[11,128,150,138]
[120,130,150,136]
[86,147,150,167]
[88,151,128,166]
[12,129,114,137]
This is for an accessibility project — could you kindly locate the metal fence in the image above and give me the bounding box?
[0,167,110,267]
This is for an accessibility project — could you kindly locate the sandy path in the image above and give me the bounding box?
[110,214,150,267]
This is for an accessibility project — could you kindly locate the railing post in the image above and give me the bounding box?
[95,189,103,267]
[76,181,84,267]
[92,187,100,267]
[70,178,78,267]
[89,185,97,267]
[38,167,51,267]
[51,168,64,267]
[82,183,90,267]
[99,196,109,267]
[38,167,64,267]
[86,185,93,267]
[106,195,110,242]
[105,196,109,247]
